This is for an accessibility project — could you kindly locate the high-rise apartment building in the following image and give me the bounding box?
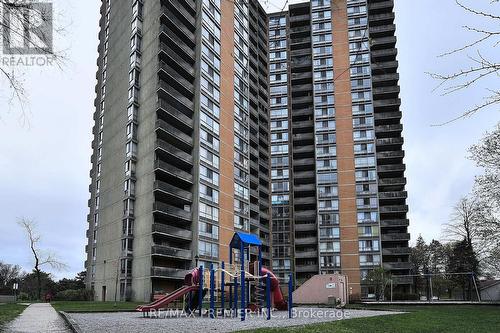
[267,0,410,298]
[86,0,410,302]
[85,0,270,302]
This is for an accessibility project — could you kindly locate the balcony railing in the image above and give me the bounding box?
[153,201,191,222]
[152,245,192,260]
[151,266,187,280]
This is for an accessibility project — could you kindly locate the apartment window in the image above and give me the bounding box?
[355,156,376,168]
[202,27,221,54]
[316,146,337,157]
[317,159,337,171]
[316,120,336,131]
[199,222,219,240]
[357,211,378,223]
[235,183,249,200]
[352,103,373,115]
[270,51,286,60]
[202,45,221,69]
[272,181,289,193]
[358,226,379,237]
[353,130,375,141]
[200,147,219,168]
[202,60,220,85]
[199,202,219,222]
[125,160,136,177]
[200,183,219,204]
[200,112,220,136]
[315,107,335,118]
[314,70,334,80]
[270,62,287,71]
[271,156,289,167]
[320,255,340,268]
[272,194,289,205]
[312,33,332,43]
[125,141,137,157]
[316,133,336,145]
[314,94,335,105]
[320,241,340,253]
[234,199,249,215]
[313,57,333,68]
[271,120,288,130]
[201,77,220,101]
[347,5,367,15]
[353,116,374,127]
[313,46,332,55]
[318,185,338,198]
[360,254,381,267]
[317,172,338,184]
[359,240,380,252]
[319,213,339,225]
[234,215,249,230]
[271,169,289,179]
[312,22,332,31]
[198,240,219,258]
[271,144,289,155]
[356,169,377,181]
[320,227,340,239]
[319,199,339,210]
[200,165,219,186]
[124,179,136,197]
[200,128,220,152]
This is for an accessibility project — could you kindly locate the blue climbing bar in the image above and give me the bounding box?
[221,261,225,314]
[198,266,204,317]
[210,264,215,319]
[266,273,271,320]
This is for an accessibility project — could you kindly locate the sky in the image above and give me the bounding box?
[0,0,497,281]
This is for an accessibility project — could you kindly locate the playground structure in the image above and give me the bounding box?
[137,232,293,321]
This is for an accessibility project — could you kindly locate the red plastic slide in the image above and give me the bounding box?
[261,267,288,310]
[136,285,198,312]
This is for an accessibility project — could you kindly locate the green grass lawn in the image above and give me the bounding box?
[51,301,144,313]
[244,305,500,333]
[0,303,28,332]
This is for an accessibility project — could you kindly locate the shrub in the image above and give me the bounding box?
[54,289,94,301]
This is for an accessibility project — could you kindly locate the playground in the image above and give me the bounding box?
[61,232,406,332]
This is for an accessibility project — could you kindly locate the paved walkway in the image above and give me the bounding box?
[5,303,71,333]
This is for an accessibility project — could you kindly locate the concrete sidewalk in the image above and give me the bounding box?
[5,303,71,333]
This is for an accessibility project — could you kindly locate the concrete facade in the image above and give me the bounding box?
[85,0,410,302]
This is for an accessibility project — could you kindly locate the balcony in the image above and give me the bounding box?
[294,196,316,206]
[294,183,315,192]
[381,233,411,241]
[159,42,195,80]
[158,61,194,98]
[158,80,194,115]
[369,0,394,13]
[159,25,195,61]
[379,191,408,201]
[373,98,401,111]
[153,223,192,241]
[382,247,411,255]
[372,85,400,99]
[377,150,405,162]
[370,36,397,50]
[160,0,195,30]
[153,202,191,223]
[156,119,193,151]
[295,264,318,273]
[375,124,403,135]
[369,24,396,38]
[295,250,318,259]
[295,210,316,221]
[154,160,193,185]
[151,266,187,280]
[295,236,318,245]
[374,111,402,123]
[377,164,406,175]
[380,205,409,214]
[369,12,395,25]
[294,223,317,232]
[154,180,192,204]
[381,218,409,227]
[152,245,192,260]
[155,140,193,169]
[383,261,412,271]
[371,49,398,63]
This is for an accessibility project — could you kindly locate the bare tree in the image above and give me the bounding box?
[17,218,67,300]
[0,262,23,287]
[0,0,67,120]
[443,195,500,276]
[428,0,499,125]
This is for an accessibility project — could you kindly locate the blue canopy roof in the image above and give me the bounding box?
[230,232,262,248]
